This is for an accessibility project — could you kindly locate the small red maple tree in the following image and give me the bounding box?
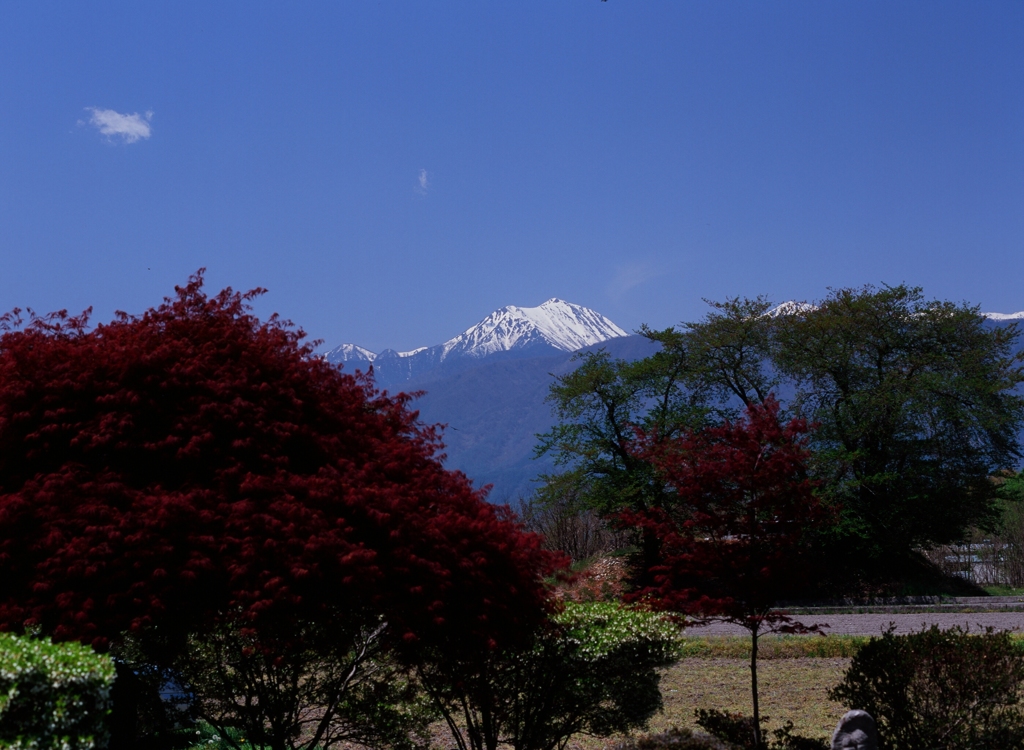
[625,398,829,747]
[0,273,559,714]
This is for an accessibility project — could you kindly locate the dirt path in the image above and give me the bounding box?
[689,611,1024,636]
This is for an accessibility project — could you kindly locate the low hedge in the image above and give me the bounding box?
[0,632,115,750]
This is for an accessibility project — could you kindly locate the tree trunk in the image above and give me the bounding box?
[639,527,661,588]
[108,662,139,750]
[750,626,762,749]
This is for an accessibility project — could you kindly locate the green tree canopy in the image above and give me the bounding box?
[538,284,1024,586]
[533,329,719,570]
[774,285,1024,569]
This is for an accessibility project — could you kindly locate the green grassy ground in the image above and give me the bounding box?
[984,585,1024,596]
[677,635,867,659]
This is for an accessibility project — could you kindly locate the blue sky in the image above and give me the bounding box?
[1,2,1022,352]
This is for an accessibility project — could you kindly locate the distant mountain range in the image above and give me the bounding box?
[324,298,627,390]
[325,299,642,500]
[324,302,1024,502]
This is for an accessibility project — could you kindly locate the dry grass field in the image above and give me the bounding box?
[556,653,849,750]
[647,657,849,742]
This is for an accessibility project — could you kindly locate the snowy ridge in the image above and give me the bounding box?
[767,305,1024,322]
[323,298,628,373]
[983,311,1024,321]
[440,298,627,359]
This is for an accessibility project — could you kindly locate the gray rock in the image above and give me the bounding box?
[831,710,878,750]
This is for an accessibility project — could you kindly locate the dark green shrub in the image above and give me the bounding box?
[179,721,259,750]
[694,710,758,748]
[116,620,431,750]
[828,625,1024,750]
[0,632,115,750]
[419,601,684,750]
[767,724,828,750]
[613,726,737,749]
[693,710,826,750]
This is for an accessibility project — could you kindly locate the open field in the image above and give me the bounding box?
[306,629,1024,749]
[652,657,849,744]
[425,637,863,749]
[425,628,1024,749]
[424,656,849,750]
[499,655,851,750]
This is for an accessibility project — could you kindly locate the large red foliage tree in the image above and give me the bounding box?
[0,273,557,669]
[626,399,829,747]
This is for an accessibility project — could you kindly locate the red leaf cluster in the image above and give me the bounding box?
[0,273,558,656]
[625,399,828,633]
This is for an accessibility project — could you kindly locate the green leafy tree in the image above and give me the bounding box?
[534,329,723,571]
[676,296,779,409]
[535,299,780,537]
[539,285,1024,587]
[1001,471,1024,505]
[772,285,1024,576]
[966,470,1024,588]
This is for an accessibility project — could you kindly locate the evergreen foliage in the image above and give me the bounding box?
[0,633,114,750]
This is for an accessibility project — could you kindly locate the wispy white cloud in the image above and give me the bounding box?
[85,107,153,143]
[608,261,657,300]
[416,169,430,195]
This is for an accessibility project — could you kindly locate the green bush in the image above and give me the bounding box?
[829,625,1024,750]
[0,633,115,750]
[419,601,685,750]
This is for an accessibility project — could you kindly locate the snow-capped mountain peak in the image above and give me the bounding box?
[441,298,628,358]
[324,343,376,362]
[323,298,628,377]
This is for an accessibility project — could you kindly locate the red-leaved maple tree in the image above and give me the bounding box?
[0,273,558,669]
[626,399,829,747]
